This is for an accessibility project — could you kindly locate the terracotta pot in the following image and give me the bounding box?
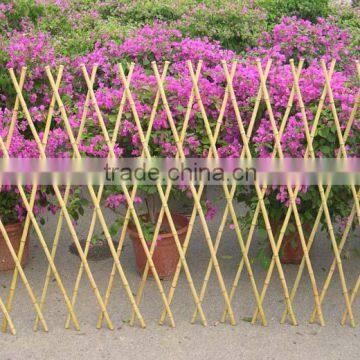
[128,213,189,279]
[271,221,310,265]
[0,222,29,271]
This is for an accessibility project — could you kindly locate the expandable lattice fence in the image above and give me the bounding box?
[0,59,359,334]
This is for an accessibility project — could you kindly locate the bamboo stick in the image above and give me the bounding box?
[192,61,271,324]
[250,59,326,325]
[0,293,16,335]
[342,274,360,325]
[117,62,207,326]
[182,60,268,325]
[36,65,98,331]
[280,88,359,325]
[6,67,81,331]
[310,195,358,323]
[219,59,299,325]
[222,60,303,324]
[8,66,110,330]
[68,65,134,330]
[6,67,26,149]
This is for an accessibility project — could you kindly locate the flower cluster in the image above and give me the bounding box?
[0,12,358,223]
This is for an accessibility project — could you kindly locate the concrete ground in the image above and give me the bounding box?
[0,197,359,360]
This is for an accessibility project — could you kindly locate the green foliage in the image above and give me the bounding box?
[67,188,88,222]
[2,0,357,57]
[1,0,46,32]
[330,5,360,53]
[257,0,330,24]
[98,0,181,24]
[174,1,268,53]
[0,191,20,225]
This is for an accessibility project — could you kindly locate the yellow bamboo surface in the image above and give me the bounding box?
[0,59,358,335]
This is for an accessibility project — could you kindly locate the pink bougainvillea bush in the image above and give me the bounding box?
[0,15,358,235]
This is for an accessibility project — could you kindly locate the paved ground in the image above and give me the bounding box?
[0,198,359,359]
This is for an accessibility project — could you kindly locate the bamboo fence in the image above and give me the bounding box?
[0,59,359,334]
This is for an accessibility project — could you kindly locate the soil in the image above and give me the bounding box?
[137,214,184,234]
[69,239,120,261]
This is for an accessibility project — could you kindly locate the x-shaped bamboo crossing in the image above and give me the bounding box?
[0,58,358,334]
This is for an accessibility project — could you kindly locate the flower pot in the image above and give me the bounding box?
[271,221,310,265]
[128,213,189,279]
[0,222,29,272]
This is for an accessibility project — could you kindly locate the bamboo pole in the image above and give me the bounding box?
[35,65,98,331]
[179,60,267,325]
[221,60,303,324]
[6,67,81,331]
[116,62,208,326]
[280,91,359,325]
[165,62,239,325]
[342,274,360,325]
[0,293,16,335]
[251,59,326,325]
[6,67,26,149]
[8,66,111,330]
[219,59,299,325]
[191,61,271,324]
[310,195,359,323]
[67,65,134,330]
